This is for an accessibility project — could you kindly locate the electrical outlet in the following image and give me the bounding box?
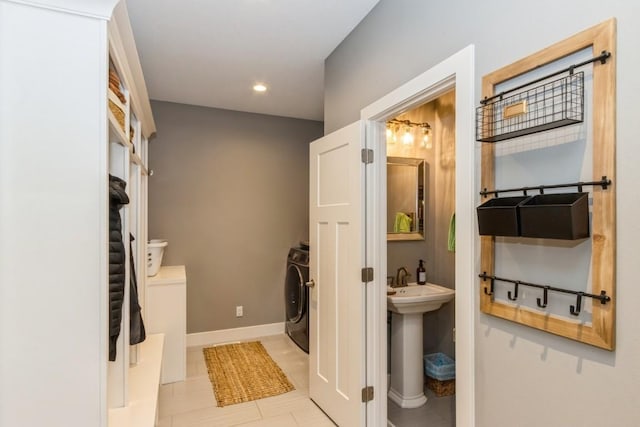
[236,306,243,317]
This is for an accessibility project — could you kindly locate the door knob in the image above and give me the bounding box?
[305,279,315,288]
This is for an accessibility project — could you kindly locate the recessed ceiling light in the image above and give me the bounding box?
[253,83,267,93]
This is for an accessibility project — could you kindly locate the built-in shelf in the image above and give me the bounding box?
[107,6,157,418]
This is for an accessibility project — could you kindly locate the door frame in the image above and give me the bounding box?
[360,45,476,426]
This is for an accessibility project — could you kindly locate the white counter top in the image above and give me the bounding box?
[147,265,186,286]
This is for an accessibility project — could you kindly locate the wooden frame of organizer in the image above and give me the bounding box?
[480,18,617,350]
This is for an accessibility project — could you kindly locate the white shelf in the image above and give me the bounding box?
[108,87,132,150]
[109,110,132,149]
[108,333,165,427]
[108,89,127,111]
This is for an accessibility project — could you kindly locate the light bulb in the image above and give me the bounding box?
[421,130,429,147]
[386,125,395,144]
[421,126,432,149]
[402,126,414,145]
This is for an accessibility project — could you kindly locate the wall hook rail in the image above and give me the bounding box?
[480,176,611,198]
[479,273,611,316]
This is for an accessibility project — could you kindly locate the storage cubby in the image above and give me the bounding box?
[106,4,159,424]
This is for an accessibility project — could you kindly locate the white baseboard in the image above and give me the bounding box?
[187,322,285,347]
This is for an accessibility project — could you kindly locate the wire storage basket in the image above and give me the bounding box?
[476,72,584,142]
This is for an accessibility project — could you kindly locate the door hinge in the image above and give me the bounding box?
[361,267,374,283]
[361,386,374,402]
[361,148,374,164]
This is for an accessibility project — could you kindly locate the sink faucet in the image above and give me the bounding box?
[395,267,411,287]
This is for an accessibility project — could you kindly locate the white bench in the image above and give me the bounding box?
[109,334,165,427]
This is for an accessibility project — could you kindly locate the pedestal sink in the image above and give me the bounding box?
[387,283,455,408]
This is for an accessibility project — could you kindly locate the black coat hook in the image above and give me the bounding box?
[507,281,519,301]
[537,286,549,308]
[570,292,584,316]
[484,278,495,301]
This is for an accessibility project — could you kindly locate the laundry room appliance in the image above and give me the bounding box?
[285,246,309,353]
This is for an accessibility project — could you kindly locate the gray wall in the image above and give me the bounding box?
[326,1,640,426]
[148,101,323,333]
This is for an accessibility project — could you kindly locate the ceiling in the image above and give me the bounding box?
[126,0,380,122]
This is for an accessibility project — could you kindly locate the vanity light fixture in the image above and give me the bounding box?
[386,118,431,148]
[253,83,267,92]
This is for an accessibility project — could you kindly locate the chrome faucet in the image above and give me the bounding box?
[395,267,411,287]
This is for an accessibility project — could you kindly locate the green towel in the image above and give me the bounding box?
[394,212,412,233]
[447,213,456,252]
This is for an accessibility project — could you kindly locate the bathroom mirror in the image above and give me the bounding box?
[387,157,425,241]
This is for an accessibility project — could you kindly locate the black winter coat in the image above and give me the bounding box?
[109,175,129,361]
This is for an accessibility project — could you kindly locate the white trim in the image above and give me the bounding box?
[360,45,476,427]
[98,20,110,426]
[3,0,119,19]
[186,322,286,348]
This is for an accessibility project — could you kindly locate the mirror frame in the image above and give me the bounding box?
[386,156,425,241]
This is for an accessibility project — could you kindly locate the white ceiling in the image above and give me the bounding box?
[126,0,380,122]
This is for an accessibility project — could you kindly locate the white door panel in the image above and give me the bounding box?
[309,121,366,427]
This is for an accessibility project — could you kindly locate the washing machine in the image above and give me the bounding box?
[285,246,309,353]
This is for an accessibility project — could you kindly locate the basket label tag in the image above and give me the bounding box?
[503,100,527,119]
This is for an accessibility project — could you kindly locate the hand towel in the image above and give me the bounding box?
[448,213,456,252]
[394,212,412,233]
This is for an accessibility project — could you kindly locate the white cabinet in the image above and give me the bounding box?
[147,266,187,384]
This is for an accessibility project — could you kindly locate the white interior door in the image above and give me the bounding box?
[309,121,367,426]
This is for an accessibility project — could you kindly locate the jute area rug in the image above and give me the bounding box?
[203,341,295,407]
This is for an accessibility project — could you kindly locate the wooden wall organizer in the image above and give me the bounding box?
[479,18,616,350]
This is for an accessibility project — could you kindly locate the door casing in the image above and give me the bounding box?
[359,45,477,426]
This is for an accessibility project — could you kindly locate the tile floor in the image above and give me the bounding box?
[387,388,455,427]
[157,333,454,427]
[157,334,335,427]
